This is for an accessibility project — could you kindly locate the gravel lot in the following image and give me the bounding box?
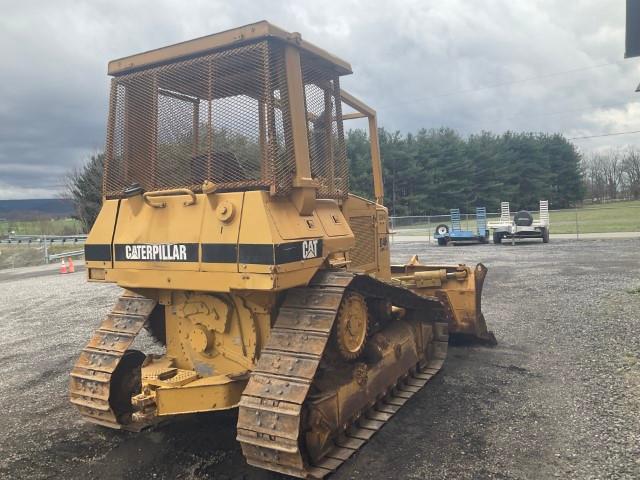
[0,238,638,479]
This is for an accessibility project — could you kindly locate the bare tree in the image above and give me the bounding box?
[583,149,633,202]
[601,148,624,200]
[623,147,640,200]
[63,153,104,232]
[582,153,607,202]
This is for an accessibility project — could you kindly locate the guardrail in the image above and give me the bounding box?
[0,235,87,264]
[47,249,84,262]
[0,234,87,245]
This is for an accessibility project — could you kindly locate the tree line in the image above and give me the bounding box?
[348,127,584,216]
[67,127,588,228]
[581,147,640,202]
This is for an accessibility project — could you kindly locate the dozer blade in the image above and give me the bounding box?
[391,257,497,345]
[435,263,496,345]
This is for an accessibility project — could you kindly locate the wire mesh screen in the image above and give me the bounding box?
[349,215,376,269]
[104,40,295,198]
[301,54,348,199]
[104,40,349,199]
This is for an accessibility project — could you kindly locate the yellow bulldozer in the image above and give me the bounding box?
[71,21,495,478]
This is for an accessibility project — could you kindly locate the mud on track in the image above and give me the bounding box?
[0,238,638,479]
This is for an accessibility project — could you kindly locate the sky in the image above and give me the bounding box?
[1,0,639,199]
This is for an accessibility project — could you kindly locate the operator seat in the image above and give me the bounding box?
[191,151,246,185]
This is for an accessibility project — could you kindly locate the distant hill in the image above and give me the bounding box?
[0,199,75,220]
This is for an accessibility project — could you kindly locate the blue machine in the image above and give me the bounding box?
[434,207,489,246]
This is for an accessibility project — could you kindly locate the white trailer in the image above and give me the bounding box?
[488,200,550,244]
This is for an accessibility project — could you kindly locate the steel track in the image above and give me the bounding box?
[237,270,449,478]
[69,292,157,429]
[70,273,449,477]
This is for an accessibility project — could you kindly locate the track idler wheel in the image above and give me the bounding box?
[109,349,146,424]
[334,291,369,361]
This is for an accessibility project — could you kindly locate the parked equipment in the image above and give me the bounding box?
[70,22,495,479]
[434,207,489,246]
[488,200,550,244]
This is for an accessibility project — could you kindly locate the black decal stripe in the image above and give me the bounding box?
[202,244,237,263]
[239,244,275,265]
[103,240,323,265]
[239,240,323,265]
[85,244,112,262]
[275,242,303,264]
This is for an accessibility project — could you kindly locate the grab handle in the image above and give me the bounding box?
[142,188,197,208]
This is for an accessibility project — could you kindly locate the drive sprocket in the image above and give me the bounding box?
[334,291,369,361]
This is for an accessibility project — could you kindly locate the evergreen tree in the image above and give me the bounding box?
[67,128,586,227]
[543,134,584,208]
[345,128,584,215]
[467,131,505,211]
[346,129,374,199]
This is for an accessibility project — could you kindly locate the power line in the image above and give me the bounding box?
[417,100,639,134]
[376,60,623,110]
[506,100,637,122]
[567,130,640,140]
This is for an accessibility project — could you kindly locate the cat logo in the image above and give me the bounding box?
[301,239,320,259]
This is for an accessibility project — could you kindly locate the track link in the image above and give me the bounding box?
[237,271,449,478]
[69,291,157,429]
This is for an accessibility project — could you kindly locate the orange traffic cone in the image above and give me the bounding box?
[68,257,75,273]
[59,259,68,274]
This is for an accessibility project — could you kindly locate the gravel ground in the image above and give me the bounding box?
[0,238,638,479]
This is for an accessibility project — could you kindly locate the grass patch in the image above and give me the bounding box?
[627,285,640,295]
[0,217,84,236]
[550,200,640,234]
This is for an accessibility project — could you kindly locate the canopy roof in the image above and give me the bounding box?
[108,20,353,77]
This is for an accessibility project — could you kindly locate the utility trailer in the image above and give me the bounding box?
[488,201,550,244]
[434,207,489,246]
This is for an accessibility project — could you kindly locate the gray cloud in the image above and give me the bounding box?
[0,0,637,199]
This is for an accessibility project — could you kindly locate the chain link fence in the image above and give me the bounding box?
[1,203,639,269]
[390,202,640,241]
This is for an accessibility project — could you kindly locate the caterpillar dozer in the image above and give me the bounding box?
[71,21,496,478]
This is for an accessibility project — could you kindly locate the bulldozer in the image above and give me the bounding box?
[72,21,496,478]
